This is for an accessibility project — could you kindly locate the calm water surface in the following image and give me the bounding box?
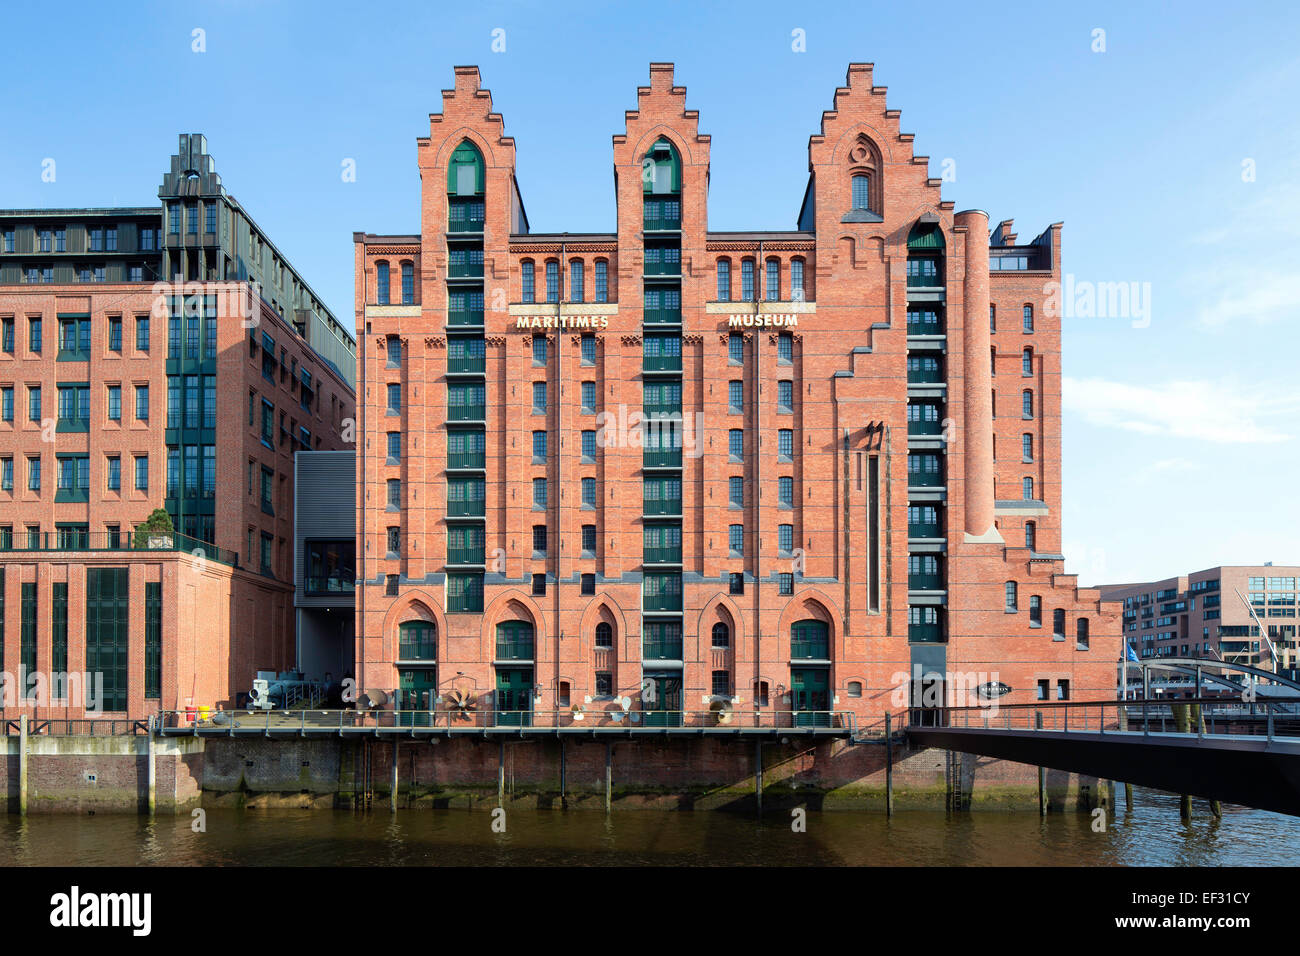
[2,789,1296,866]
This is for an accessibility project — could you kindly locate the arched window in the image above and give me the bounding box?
[851,174,871,211]
[400,261,414,305]
[847,681,863,698]
[1005,581,1018,611]
[1076,618,1090,648]
[1022,389,1034,418]
[906,221,944,287]
[595,621,612,648]
[1025,520,1036,551]
[716,259,731,301]
[991,346,997,375]
[447,140,485,196]
[1022,304,1034,332]
[791,619,829,659]
[375,260,390,305]
[570,259,584,304]
[712,622,730,648]
[520,259,535,303]
[496,621,534,660]
[643,138,681,195]
[765,257,780,301]
[594,259,608,303]
[1022,347,1033,376]
[1029,595,1042,626]
[398,620,436,660]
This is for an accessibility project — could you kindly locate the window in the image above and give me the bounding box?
[778,524,794,553]
[1022,304,1034,332]
[28,457,41,490]
[740,259,755,301]
[532,573,547,596]
[532,381,547,414]
[1076,619,1090,649]
[0,387,10,422]
[729,573,744,595]
[778,429,793,460]
[1023,477,1034,500]
[765,258,780,301]
[779,572,794,595]
[532,430,548,461]
[375,261,390,304]
[581,334,596,365]
[989,304,996,333]
[728,429,743,461]
[717,259,731,301]
[387,479,401,508]
[1030,595,1042,627]
[728,476,743,508]
[581,430,597,461]
[594,260,608,303]
[29,385,41,422]
[778,476,794,508]
[2,317,13,353]
[387,336,401,366]
[1036,680,1049,701]
[1022,433,1033,462]
[106,385,121,422]
[136,385,149,421]
[545,260,560,303]
[387,383,401,414]
[1022,348,1033,376]
[582,525,597,555]
[728,332,743,365]
[570,260,584,303]
[790,261,804,301]
[0,457,11,492]
[712,623,730,648]
[728,380,743,413]
[581,477,596,508]
[260,399,274,445]
[1025,521,1036,551]
[1056,679,1070,701]
[387,432,401,462]
[521,260,535,303]
[533,478,548,508]
[401,262,414,304]
[532,524,547,555]
[136,316,149,352]
[595,672,613,697]
[581,381,596,413]
[729,524,743,555]
[851,174,871,211]
[1005,581,1018,611]
[532,335,547,366]
[712,671,731,697]
[777,380,793,412]
[596,621,613,647]
[777,332,793,363]
[109,316,122,352]
[29,316,42,353]
[581,573,595,595]
[134,455,148,491]
[1022,389,1033,418]
[387,527,401,554]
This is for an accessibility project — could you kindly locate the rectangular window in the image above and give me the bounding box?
[779,524,794,553]
[137,384,150,421]
[740,260,754,301]
[728,429,743,461]
[777,380,793,412]
[582,525,597,554]
[533,381,547,413]
[570,260,584,303]
[0,387,10,423]
[2,317,14,353]
[52,582,68,679]
[21,583,37,699]
[729,475,743,508]
[779,572,794,595]
[145,582,162,699]
[790,260,804,300]
[594,260,608,302]
[532,524,547,555]
[582,477,596,508]
[29,316,42,353]
[521,261,535,303]
[712,671,731,697]
[85,568,129,712]
[728,524,743,555]
[106,456,120,491]
[109,316,122,352]
[28,457,41,491]
[532,430,548,461]
[778,476,794,507]
[766,259,780,301]
[581,334,596,365]
[136,316,149,352]
[728,380,743,413]
[1023,477,1034,500]
[533,478,548,508]
[29,385,41,422]
[717,260,731,301]
[532,335,548,366]
[107,385,121,422]
[728,332,743,365]
[545,260,560,303]
[387,479,401,508]
[387,527,401,554]
[0,457,11,492]
[730,572,744,595]
[387,383,401,414]
[581,573,595,595]
[581,381,596,413]
[135,455,148,491]
[581,430,597,461]
[778,332,793,363]
[778,429,793,459]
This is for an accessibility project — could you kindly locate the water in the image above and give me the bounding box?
[2,789,1296,866]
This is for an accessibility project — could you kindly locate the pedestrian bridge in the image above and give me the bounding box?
[906,698,1300,817]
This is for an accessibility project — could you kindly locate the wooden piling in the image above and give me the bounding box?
[18,715,28,817]
[885,712,894,817]
[147,729,157,816]
[605,742,612,812]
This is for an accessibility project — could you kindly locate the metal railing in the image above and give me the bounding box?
[152,708,858,734]
[1,717,152,737]
[912,697,1300,740]
[304,575,355,595]
[0,530,239,568]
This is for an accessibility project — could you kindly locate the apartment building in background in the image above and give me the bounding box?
[0,135,357,719]
[352,63,1120,726]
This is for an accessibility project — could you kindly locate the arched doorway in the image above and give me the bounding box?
[495,621,534,726]
[790,619,830,727]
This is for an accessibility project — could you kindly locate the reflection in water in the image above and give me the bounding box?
[1,789,1295,867]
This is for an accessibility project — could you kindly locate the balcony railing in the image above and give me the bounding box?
[0,530,238,568]
[495,640,534,661]
[643,546,682,564]
[447,594,483,613]
[907,364,944,384]
[447,404,486,421]
[645,261,681,277]
[643,498,682,516]
[908,468,944,488]
[908,572,943,590]
[642,640,683,660]
[447,547,485,565]
[448,310,484,326]
[448,451,485,469]
[908,416,944,436]
[305,575,355,595]
[447,499,486,517]
[642,354,682,372]
[644,402,681,417]
[447,262,484,279]
[397,637,437,661]
[791,639,830,660]
[447,354,485,373]
[644,591,683,612]
[447,203,485,233]
[644,308,682,324]
[643,216,681,232]
[908,623,945,643]
[906,316,943,335]
[643,448,682,468]
[908,521,941,538]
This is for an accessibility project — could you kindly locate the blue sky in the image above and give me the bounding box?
[3,0,1297,584]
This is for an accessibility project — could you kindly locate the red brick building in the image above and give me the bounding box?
[0,136,356,720]
[353,63,1120,727]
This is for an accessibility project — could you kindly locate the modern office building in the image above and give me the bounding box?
[0,135,357,719]
[1098,565,1300,671]
[352,63,1120,726]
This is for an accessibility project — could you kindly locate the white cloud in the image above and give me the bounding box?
[1063,377,1299,444]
